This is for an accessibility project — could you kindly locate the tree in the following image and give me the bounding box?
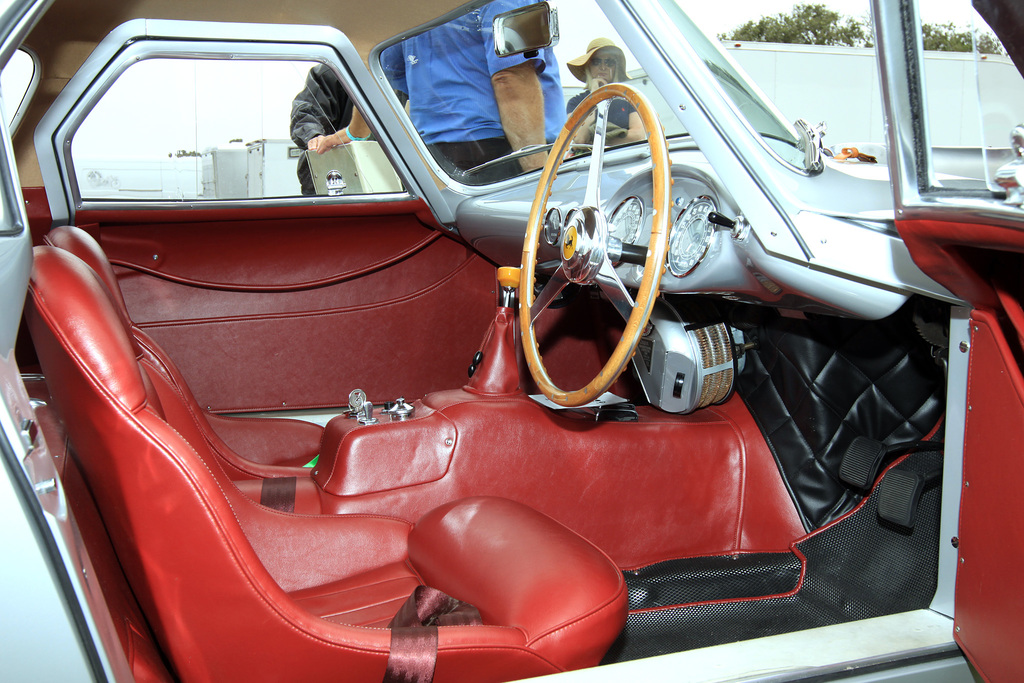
[719,3,869,47]
[921,22,1003,55]
[720,4,1004,55]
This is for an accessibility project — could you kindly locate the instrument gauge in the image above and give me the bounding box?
[543,207,562,247]
[609,196,644,244]
[668,195,716,277]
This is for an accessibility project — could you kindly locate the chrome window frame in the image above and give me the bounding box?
[3,46,40,134]
[874,0,1024,229]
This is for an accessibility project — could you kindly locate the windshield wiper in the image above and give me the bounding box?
[462,132,694,178]
[463,142,593,176]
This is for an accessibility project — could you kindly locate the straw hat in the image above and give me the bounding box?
[567,37,626,83]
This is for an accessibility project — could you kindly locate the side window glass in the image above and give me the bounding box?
[71,58,403,201]
[920,1,1024,192]
[1,48,38,131]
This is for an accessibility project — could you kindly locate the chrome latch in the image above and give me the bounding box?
[357,401,378,426]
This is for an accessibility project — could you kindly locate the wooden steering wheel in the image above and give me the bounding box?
[519,82,672,407]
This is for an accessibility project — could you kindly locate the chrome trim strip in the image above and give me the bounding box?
[931,307,970,617]
[6,46,40,135]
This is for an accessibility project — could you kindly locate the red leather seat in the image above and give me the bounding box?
[43,225,320,477]
[26,246,627,681]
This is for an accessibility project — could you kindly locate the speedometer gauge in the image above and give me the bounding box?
[609,196,644,244]
[668,195,715,277]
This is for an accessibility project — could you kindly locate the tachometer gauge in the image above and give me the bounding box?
[609,196,644,244]
[668,195,715,277]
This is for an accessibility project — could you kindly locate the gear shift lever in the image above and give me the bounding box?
[465,267,523,396]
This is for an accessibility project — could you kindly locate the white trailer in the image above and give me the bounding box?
[725,41,1024,150]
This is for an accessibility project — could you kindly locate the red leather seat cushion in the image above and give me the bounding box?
[411,497,627,671]
[290,562,422,628]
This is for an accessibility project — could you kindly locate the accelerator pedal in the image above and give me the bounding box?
[877,468,941,528]
[877,470,926,527]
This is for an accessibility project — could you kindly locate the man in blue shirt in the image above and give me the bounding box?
[382,0,564,184]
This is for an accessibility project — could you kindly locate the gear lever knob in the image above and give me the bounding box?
[497,267,520,308]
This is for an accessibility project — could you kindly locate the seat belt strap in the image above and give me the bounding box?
[259,476,296,512]
[383,585,482,683]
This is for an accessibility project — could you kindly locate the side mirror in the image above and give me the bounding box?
[492,1,559,58]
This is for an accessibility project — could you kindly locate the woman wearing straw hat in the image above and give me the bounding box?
[566,38,645,146]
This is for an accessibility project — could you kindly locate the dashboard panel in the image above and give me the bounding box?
[454,145,957,320]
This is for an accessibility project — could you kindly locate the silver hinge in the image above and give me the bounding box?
[994,124,1024,206]
[19,418,38,453]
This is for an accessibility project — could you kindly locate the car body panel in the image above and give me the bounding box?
[952,310,1024,682]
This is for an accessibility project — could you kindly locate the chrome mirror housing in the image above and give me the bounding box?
[492,1,558,57]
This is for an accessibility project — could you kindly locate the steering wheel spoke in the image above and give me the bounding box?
[530,265,570,324]
[519,83,671,407]
[583,100,611,208]
[596,259,636,323]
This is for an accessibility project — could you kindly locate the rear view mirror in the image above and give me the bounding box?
[492,1,559,57]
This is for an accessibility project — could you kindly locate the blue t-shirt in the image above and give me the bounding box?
[382,0,565,145]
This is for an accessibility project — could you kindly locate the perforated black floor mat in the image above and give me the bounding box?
[603,449,943,663]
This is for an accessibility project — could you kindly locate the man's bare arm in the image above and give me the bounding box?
[491,61,546,171]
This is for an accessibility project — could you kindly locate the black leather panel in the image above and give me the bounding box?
[736,301,946,529]
[624,552,802,609]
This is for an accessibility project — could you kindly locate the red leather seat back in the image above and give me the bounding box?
[44,225,134,333]
[42,226,320,473]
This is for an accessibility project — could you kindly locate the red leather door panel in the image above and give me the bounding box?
[77,203,496,411]
[896,218,1024,681]
[954,311,1024,683]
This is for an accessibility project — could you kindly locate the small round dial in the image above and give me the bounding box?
[543,207,562,246]
[668,195,716,277]
[609,196,644,244]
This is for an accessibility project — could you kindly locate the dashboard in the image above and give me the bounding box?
[455,145,956,321]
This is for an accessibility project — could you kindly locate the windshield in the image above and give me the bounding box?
[377,0,688,186]
[654,0,806,168]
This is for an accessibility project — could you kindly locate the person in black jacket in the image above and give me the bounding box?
[289,64,356,195]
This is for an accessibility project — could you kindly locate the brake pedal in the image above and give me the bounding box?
[877,470,925,527]
[839,437,888,490]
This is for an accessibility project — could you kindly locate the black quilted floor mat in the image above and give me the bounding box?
[736,301,946,529]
